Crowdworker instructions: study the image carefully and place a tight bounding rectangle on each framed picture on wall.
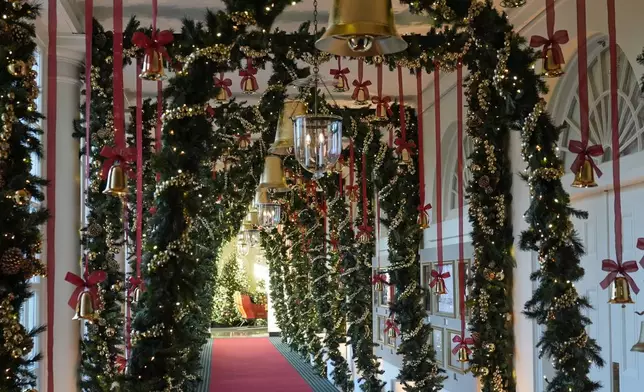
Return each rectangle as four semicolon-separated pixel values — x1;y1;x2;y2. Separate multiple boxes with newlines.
446;329;470;374
433;261;456;318
430;328;444;365
421;263;432;313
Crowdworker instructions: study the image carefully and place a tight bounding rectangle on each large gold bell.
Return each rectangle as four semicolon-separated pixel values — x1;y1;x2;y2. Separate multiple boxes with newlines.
543;47;564;78
609;276;634;306
315;0;408;57
571;159;597;188
215;87;228;102
139;49;167;81
246;210;260;227
631;321;644;352
434;278;447;296
269;100;308;156
72;291;95;323
457;346;470;363
258;156;290;193
354;88;369;105
254;187;270;207
103;161;128;197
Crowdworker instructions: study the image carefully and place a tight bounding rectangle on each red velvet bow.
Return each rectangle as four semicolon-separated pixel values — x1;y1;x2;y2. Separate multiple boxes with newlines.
65;270;107;310
394;138;417;156
129;276;146;293
530;30;569;65
452;335;474;355
330;67;350;91
384;319;400;335
371;273;389;286
239;59;259;92
132;30;174;61
372;95;393;117
599;259;639;294
100;145;136;179
352;79;372;101
116;355;127;374
418;203;432;215
429;269;451;288
638;238;644;268
568;140;604;177
214;74;232;97
356;224;373;242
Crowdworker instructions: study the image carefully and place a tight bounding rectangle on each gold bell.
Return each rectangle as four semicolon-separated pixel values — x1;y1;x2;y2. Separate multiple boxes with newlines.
375;281;384;292
132;286;142;303
246;210;260;227
215;87;229;102
457;346;470;363
571;159;597;188
354;88;369;105
269;100;308;155
315;0;408;57
418;212;430;230
387;326;397;339
334;77;347;92
139;49;167;81
434;278;447;296
631;321;644;352
542;47;564;78
242;78;256;94
258;156;290;194
103;161;128;197
72;291;95;322
609;276;634;306
254;187;270;207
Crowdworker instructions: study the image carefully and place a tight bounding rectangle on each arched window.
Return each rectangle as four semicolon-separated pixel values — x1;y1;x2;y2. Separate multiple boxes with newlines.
556;40;644;166
440;122;473;219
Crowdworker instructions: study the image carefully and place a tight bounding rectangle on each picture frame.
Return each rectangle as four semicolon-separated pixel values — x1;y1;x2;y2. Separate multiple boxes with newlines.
446;329;470;374
430;327;444;365
433;261;456;318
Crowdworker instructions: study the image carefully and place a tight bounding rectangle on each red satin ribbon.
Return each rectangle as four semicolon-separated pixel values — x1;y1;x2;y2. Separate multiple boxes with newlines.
47;0;58;390
116;355;127;374
100;145;136;179
457;62;467;338
330;56;350;91
576;0;590;147
318;200;328;217
372;63;392;117
637;238;644;267
214;73;233;97
416;68;426;226
65;270;107;309
371;274;389;285
358;152;372;240
135;58;143;283
394;137;416;156
397;65;407;141
352;59;371;102
113;0;125;148
384;319;400;335
129;276;146;293
132;30;173;61
434;62;444;272
600;259;639;294
418;203;432;222
239;57;259;91
429;269;450;289
568;140;604;177
529;0;569;65
452;335;474;355
349;139;355;227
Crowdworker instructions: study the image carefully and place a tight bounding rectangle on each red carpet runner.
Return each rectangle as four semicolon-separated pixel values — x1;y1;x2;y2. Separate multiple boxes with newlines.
209;338;312;392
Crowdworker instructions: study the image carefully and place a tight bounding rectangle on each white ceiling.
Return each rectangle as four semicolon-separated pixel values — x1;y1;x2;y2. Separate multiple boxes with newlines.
73;0;432;106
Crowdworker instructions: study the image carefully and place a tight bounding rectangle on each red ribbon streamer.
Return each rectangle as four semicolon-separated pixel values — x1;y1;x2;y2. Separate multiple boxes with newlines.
330;56;350;91
113;0;125;148
452;335;474;355
132;30;173;61
529;0;569;65
434;62;444;272
568;140;604;177
397;65;407;141
65;270;107;310
135;58;143;282
358;152;372;239
372;63;392;117
214;73;233;97
457;62;467;337
47;0;58;390
576;0;590;147
416;68;426;224
599;259;639;294
637;238;644;268
100;145;136;179
352;59;371;102
239;57;259;92
349;139;355;228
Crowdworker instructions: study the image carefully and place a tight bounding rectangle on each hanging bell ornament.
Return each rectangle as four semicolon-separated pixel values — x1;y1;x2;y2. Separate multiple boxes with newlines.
139;49;167;81
571;159;597;188
241;77;257;94
7;60;27;77
417;211;430;230
103;161;128;197
334;75;347;92
353;87;369;105
72;291;96;323
132;286;142;303
631;320;644;352
398;148;412;166
609;276;634;306
258;156;290;194
434;278;447;295
457;346;470;363
542;47;564;78
215;87;228;102
387;325;397;339
375;281;384;292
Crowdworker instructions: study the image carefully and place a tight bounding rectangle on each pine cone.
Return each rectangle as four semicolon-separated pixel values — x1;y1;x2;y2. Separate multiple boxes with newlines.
87;222;103;237
478;175;491;189
1;248;24;275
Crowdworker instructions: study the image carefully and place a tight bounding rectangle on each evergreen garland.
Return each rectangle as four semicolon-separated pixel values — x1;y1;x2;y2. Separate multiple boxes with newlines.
0;2;47;391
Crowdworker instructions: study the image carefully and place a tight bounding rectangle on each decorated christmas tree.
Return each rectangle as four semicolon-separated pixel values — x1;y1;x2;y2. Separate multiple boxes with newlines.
212;251;248;326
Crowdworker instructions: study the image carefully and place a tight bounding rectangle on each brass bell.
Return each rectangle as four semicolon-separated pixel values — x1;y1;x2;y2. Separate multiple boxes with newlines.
387;326;397;339
241;78;257;94
631;321;644;353
254;187;270;207
398;148;412;166
375;281;384;292
246;210;260;227
269;100;308;156
132;286;142;303
334;76;347;92
258;156;290;193
103;161;128;197
434;278;447;296
418;211;429;230
457;346;470;363
72;291;95;323
354;88;369;105
571;159;597;188
542;47;564;78
215;87;229;102
609;276;634;306
315;0;408;57
139;49;167;81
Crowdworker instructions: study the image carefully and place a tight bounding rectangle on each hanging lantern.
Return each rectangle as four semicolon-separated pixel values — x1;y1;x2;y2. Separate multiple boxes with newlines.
242;211;260;247
293;115;343;179
103;161;128;197
457;346;470;363
315;0;408;57
258;156;290;193
571;159;597;188
542;47;564;78
72;291;96;323
259;203;281;229
631;321;644;352
609;276;634;305
269;100;308;155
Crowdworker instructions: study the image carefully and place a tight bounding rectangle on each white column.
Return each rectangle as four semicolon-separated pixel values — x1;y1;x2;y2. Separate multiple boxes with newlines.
42;34;84;392
510;131;536;392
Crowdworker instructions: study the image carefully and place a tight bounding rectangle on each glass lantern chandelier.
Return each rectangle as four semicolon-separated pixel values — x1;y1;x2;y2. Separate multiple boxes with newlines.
255;188;282;229
237;232;250;256
242;210;260;247
290;0;343;179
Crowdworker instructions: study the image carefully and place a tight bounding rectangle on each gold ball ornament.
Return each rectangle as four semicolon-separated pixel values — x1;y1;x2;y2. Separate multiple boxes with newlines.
13;189;31;205
11;0;23;11
480;367;489;376
1;247;24;275
7;60;27;77
496;270;505;281
11;348;23;358
484;342;496;353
